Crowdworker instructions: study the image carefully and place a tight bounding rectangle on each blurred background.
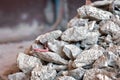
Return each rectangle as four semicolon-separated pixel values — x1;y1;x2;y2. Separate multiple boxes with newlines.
0;0;98;79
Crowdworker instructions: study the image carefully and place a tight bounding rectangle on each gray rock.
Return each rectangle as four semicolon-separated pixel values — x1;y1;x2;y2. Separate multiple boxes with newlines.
8;72;29;80
83;68;114;80
36;30;62;44
63;44;81;59
67;17;88;28
47;39;68;58
56;76;76;80
17;52;42;73
61;27;88;42
81;31;100;49
36;52;68;65
69;68;85;80
77;5;113;20
100;21;120;34
31;66;56;80
47;63;67;71
73;48;103;68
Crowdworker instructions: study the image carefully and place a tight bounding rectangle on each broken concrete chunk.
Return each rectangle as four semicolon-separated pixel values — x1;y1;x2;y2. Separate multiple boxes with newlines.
83;68;114;80
77;5;113;20
100;21;120;34
47;63;67;71
17;52;42;73
56;76;76;80
67;17;88;28
8;72;29;80
90;1;112;7
47;39;68;58
36;30;62;44
69;68;85;80
61;27;88;42
73;49;103;68
36;52;68;65
57;71;69;77
31;66;56;80
63;44;81;59
93;55;108;68
81;31;100;49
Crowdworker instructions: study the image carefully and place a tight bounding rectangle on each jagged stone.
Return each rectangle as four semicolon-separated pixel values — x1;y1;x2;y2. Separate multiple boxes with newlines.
61;27;88;42
47;39;68;58
17;52;42;73
36;30;62;44
63;44;81;59
77;5;113;20
36;52;68;65
31;66;56;80
8;72;29;80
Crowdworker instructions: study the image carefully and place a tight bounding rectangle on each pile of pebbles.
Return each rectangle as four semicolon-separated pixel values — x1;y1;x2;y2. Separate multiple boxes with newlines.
8;0;120;80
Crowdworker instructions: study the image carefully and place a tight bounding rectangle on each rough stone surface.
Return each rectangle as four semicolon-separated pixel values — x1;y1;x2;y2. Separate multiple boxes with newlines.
17;52;42;73
31;66;56;80
69;68;85;80
36;52;68;65
83;68;114;80
47;39;68;58
77;5;113;20
36;30;62;44
61;27;88;42
63;44;81;59
73;49;103;68
56;76;76;80
67;17;88;28
8;72;29;80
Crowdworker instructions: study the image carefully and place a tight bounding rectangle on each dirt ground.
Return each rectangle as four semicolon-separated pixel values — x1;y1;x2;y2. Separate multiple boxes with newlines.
0;41;33;78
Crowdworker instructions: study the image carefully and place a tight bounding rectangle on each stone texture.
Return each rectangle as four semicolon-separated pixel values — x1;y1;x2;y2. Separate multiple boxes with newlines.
17;52;42;73
8;72;29;80
83;68;114;80
77;5;113;20
47;39;68;58
36;52;68;65
67;17;88;28
69;68;85;80
73;48;103;68
63;44;81;59
31;66;56;80
36;30;62;44
100;21;120;35
56;76;76;80
61;27;88;42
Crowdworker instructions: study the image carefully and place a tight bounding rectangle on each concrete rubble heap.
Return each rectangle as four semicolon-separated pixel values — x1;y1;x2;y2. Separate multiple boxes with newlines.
8;0;120;80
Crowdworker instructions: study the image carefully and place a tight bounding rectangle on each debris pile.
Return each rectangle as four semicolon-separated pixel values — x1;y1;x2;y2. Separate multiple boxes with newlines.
8;0;120;80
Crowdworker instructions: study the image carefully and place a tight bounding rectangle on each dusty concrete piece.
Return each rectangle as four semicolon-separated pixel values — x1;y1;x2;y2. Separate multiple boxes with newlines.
8;72;29;80
77;5;113;20
31;66;56;80
67;17;88;28
17;52;42;73
81;31;100;47
90;1;112;7
83;68;114;80
57;71;69;77
93;55;108;68
56;76;76;80
63;44;81;59
36;30;62;44
106;45;120;56
69;68;85;80
87;21;98;31
31;43;43;49
61;27;88;42
47;39;68;57
36;52;68;65
100;21;120;34
48;63;67;71
73;49;103;68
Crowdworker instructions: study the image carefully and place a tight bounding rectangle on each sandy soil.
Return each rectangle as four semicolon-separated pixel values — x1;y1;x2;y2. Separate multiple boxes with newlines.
0;41;33;79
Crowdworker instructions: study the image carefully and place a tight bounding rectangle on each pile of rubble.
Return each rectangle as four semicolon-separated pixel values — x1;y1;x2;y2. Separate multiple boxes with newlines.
8;0;120;80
